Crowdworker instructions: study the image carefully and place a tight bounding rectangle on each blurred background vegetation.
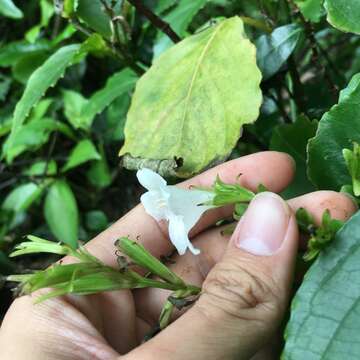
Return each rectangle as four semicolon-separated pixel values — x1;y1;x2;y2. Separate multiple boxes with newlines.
1;0;359;320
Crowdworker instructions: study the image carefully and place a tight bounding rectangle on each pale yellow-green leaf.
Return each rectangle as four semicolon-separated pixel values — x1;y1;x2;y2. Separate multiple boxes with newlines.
120;16;262;177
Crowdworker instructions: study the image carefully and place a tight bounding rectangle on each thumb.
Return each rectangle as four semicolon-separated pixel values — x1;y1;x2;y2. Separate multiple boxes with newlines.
125;192;298;360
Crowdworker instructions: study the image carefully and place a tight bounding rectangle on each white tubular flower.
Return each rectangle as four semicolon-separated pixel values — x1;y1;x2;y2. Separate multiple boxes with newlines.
137;168;214;255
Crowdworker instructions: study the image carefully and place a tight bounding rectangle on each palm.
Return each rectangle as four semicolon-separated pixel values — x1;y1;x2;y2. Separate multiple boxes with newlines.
1;153;355;359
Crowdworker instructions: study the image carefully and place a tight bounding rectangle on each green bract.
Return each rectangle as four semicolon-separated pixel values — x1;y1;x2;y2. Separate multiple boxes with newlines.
120;16;262;178
211;175;255;206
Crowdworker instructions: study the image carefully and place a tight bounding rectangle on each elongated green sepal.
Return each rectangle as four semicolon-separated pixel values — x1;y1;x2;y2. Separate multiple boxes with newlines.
212;175;255;206
10;235;71;257
116;237;185;286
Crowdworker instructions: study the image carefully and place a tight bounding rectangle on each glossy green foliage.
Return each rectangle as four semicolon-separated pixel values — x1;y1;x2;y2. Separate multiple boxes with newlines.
76;0;122;38
63;68;137;130
308;74;360;190
4;44;82;161
325;0;360;34
256;24;303;80
44;180;79;248
295;0;324;22
62;139;101;172
284;211;360;359
120;17;262;177
153;0;208;57
270;116;318;198
0;0;23;19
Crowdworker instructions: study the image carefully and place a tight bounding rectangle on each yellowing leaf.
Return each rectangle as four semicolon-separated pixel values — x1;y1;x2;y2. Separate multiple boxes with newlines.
120;17;262;178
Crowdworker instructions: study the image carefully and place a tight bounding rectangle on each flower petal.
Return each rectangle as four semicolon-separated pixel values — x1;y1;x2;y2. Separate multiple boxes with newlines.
140;192;168;221
137;168;167;191
168;214;200;255
167;186;214;232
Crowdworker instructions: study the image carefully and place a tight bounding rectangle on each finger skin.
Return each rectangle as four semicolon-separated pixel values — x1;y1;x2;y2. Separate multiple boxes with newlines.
0;152;294;360
288;190;357;225
124;195;299;360
134;190;357;327
85;151;295;267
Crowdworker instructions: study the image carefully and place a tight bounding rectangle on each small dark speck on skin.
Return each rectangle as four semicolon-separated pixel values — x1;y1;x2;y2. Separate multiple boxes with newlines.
180;265;194;278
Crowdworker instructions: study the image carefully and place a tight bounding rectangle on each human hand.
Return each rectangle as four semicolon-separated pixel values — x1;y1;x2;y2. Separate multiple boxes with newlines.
0;152;356;360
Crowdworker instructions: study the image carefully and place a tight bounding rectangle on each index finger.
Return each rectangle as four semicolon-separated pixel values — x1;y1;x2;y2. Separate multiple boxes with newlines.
85;151;295;266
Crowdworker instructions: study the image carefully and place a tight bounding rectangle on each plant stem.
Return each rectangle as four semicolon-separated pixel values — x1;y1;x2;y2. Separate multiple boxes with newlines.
126;0;181;43
286;56;307;113
287;0;338;96
269;92;292;124
70;17;144;75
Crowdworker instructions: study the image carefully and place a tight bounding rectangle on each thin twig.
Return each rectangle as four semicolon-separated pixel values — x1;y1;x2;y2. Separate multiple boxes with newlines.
268;92;292;124
70;17;144;75
287;0;338;96
126;0;181;43
42;130;58;177
286;56;307;113
51;14;62;39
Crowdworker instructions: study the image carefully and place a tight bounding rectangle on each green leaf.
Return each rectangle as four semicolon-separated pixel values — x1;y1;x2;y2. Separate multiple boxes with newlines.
294;0;325;22
153;0;208;57
4;44;83;162
44;180;79;248
156;0;177;13
283;210;360;359
63;89;89;129
2;183;43;213
63;69;137;130
303;210;344;262
3;118;58;161
62;139;101;172
270;116;318;198
120;17;262;178
23;160;57;176
85;210;108;232
0;0;23;19
79;33;110;58
116;237;185;286
10;235;70;258
324;0;360;34
104;94;131;142
29;98;54;122
25;0;54;43
12;52;49;84
307;73;360;190
63;0;78;18
86;153;112;188
255;24;303;80
76;0;121;38
0;40;51;67
81;68;138;127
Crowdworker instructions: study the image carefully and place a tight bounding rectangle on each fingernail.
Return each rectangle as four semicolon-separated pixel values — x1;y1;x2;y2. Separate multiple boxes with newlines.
234;192;290;256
